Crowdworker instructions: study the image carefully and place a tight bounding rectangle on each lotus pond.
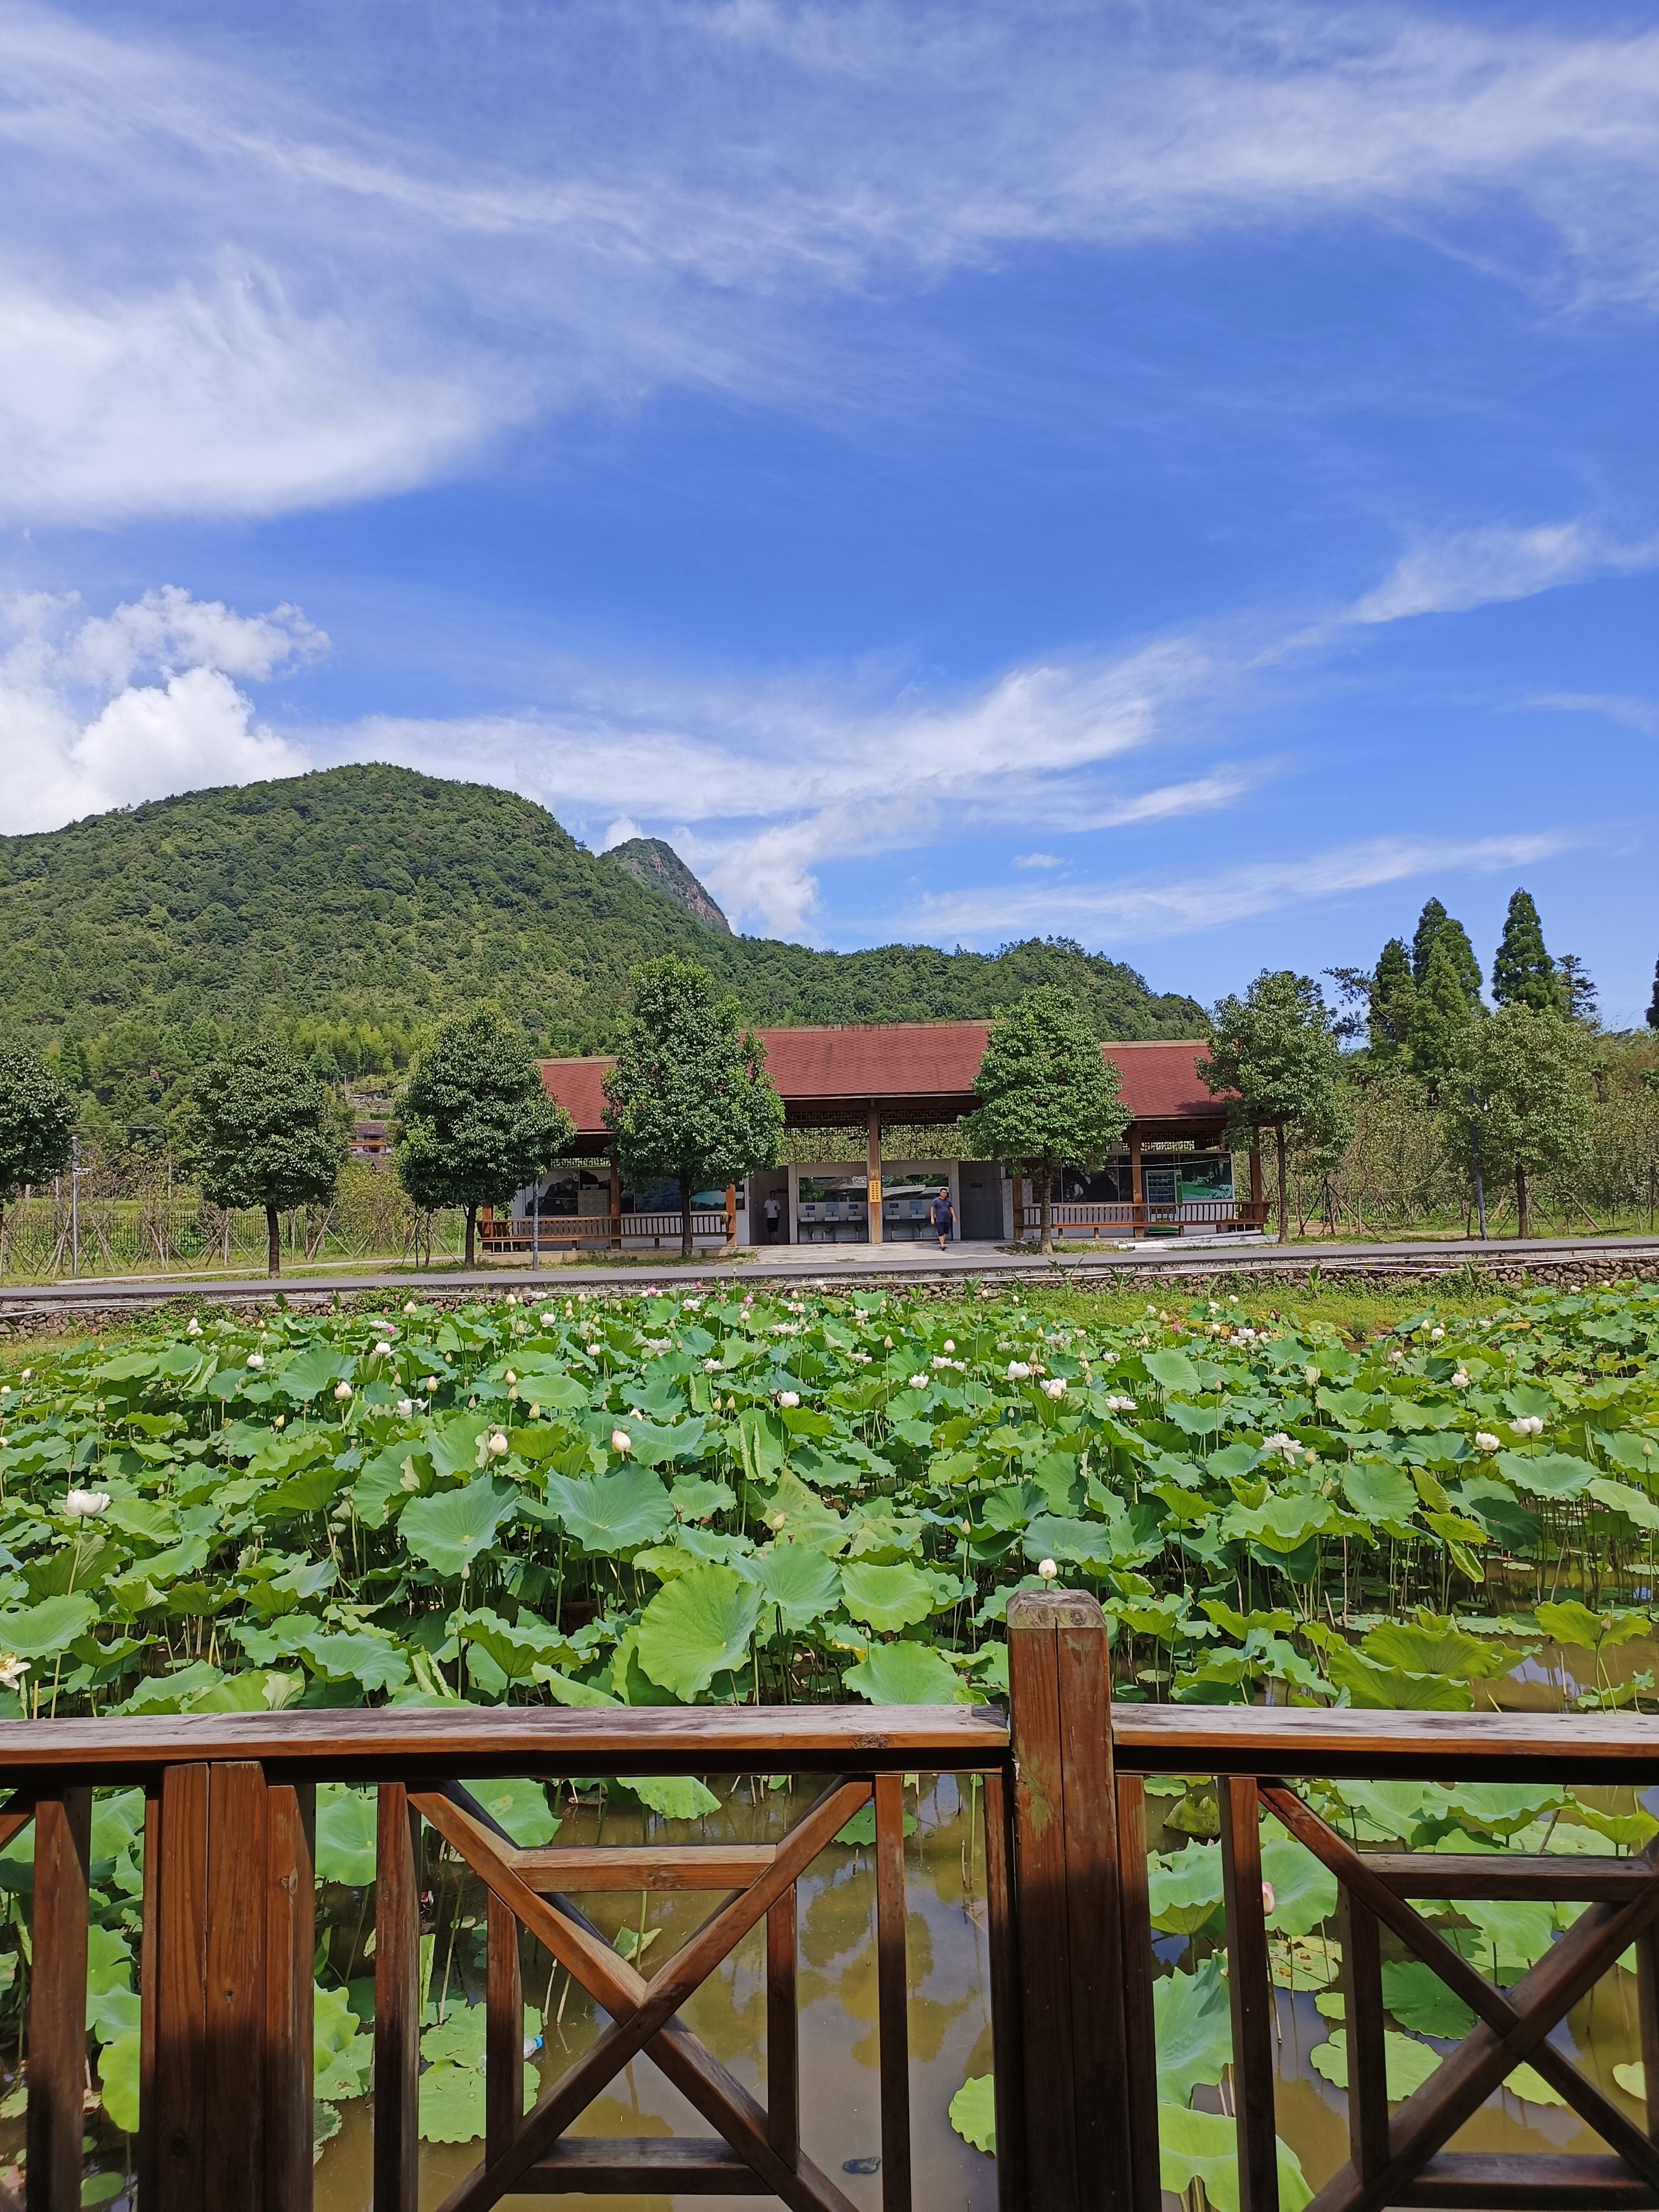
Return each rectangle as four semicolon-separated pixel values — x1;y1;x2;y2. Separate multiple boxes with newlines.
3;1277;1659;2206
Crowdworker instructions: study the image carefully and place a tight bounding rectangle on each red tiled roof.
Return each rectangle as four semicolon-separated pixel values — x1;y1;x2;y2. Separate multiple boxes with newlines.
540;1024;1226;1144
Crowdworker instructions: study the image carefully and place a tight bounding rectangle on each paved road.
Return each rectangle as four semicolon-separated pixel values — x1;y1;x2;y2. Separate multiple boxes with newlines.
3;1231;1657;1319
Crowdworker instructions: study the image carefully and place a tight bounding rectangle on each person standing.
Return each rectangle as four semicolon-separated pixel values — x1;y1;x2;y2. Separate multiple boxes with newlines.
764;1190;782;1243
931;1184;955;1250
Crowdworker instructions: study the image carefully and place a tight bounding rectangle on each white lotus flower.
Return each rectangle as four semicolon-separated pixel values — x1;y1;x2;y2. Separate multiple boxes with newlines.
246;1352;265;1370
943;1340;955;1353
1304;1365;1320;1386
272;1415;286;1429
396;1398;414;1419
611;1428;633;1455
404;1301;419;1314
64;1489;110;1519
1263;1433;1300;1462
1512;1415;1545;1438
1007;1361;1031;1381
1041;1379;1067;1400
333;1381;353;1401
908;1374;929;1391
488;1431;509;1455
539;1312;557;1326
504;1370;517;1386
1452;1368;1471;1388
0;1384;8;1396
424;1376;439;1393
1037;1559;1058;1581
506;1293;519;1305
1474;1432;1501;1453
1430;1326;1445;1341
777;1391;800;1408
0;1655;29;1690
186;1318;202;1337
1388;1348;1406;1364
1105;1394;1137;1413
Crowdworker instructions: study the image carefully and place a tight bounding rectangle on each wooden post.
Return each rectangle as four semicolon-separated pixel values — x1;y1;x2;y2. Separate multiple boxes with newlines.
150;1762;288;2211
867;1109;883;1245
266;1784;316;2212
724;1182;738;1253
28;1790;90;2212
1219;1776;1279;2212
874;1771;911;2212
375;1784;422;2212
1128;1128;1144;1239
1012;1170;1025;1246
609;1155;622;1251
1006;1590;1133;2212
981;1769;1024;2212
766;1887;799;2170
486;1891;523;2164
1115;1776;1164;2212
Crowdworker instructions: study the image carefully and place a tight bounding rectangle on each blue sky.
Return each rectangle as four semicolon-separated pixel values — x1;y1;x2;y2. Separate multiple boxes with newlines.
2;1;1657;1021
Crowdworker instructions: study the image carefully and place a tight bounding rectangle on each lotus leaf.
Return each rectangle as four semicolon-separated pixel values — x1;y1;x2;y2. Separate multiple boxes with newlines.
464;1777;559;1846
96;2027;141;2134
315;1785;379;1885
842;1642;968;1704
751;1545;842;1630
1260;1835;1338;1938
948;2073;996;2155
1359;1620;1514;1681
1153;1954;1233;2102
544;1468;674;1556
1311;2029;1440;2099
635;1564;761;1698
1143;1349;1202;1394
1324;1643;1474;1711
1587;1478;1659;1532
839;1561;935;1631
1342;1462;1419;1523
1536;1600;1650;1652
299;1633;410;1693
1498;1451;1596;1499
623;1776;721;1819
0;1593;97;1655
1148;1845;1223;1936
1156;2105;1311;2212
398;1478;517;1575
1381;1959;1475;2038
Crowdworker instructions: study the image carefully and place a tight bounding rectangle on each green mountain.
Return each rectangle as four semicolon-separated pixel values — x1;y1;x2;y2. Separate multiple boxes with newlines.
0;766;1207;1134
602;835;731;932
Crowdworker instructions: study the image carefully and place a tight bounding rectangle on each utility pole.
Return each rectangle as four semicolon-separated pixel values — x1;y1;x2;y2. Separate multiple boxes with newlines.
1467;1090;1488;1241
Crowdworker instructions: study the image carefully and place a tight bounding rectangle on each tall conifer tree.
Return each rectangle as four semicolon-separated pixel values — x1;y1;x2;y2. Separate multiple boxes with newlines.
1409;938;1481;1094
1411;899;1482;1004
1492;889;1557;1012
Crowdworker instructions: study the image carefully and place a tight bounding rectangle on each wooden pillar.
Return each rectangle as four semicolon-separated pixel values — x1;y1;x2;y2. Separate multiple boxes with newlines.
149;1763;309;2212
866;1108;882;1245
1219;1777;1279;2212
1128;1128;1144;1239
1006;1591;1133;2212
29;1790;91;2212
874;1772;911;2212
375;1784;422;2212
608;1154;622;1251
724;1182;738;1253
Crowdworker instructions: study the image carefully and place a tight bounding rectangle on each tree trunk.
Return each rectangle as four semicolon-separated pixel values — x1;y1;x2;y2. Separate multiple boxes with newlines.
1274;1124;1290;1244
464;1205;477;1269
1038;1166;1054;1256
680;1173;694;1262
1516;1161;1530;1241
265;1203;281;1279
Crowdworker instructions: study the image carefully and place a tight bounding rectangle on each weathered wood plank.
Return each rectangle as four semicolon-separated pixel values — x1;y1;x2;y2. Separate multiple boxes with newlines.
766;1886;799;2170
486;1891;523;2167
874;1772;912;2212
1392;2152;1659;2207
136;1790;161;2212
1219;1776;1279;2212
1110;1707;1659;1783
1338;1889;1387;2186
515;1844;777;1891
374;1784;422;2212
0;1702;1008;1784
1115;1776;1163;2212
26;1789;90;2212
265;1782;315;2212
980;1767;1024;2212
154;1762;210;2212
1635;1924;1659;2147
1366;1854;1658;1900
524;2137;771;2191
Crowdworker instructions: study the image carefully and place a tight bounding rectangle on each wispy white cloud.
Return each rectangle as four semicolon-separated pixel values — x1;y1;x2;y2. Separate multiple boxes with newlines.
1530;690;1659;737
1014;852;1062;869
914;830;1578;942
0;589;317;832
1339;523;1659;626
9;3;1659;517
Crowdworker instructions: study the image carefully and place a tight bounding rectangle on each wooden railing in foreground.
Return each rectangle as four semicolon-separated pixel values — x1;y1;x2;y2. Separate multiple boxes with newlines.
0;1704;1013;2212
7;1600;1659;2209
1012;1594;1659;2212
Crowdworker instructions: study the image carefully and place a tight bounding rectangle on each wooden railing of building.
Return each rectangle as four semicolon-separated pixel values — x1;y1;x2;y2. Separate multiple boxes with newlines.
5;1596;1659;2208
1010;1191;1271;1240
479;1207;736;1254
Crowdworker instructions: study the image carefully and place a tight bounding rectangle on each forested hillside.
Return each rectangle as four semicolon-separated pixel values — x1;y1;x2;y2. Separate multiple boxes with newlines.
0;766;1206;1123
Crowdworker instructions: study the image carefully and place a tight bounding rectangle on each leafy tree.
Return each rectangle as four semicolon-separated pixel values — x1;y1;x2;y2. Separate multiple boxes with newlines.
1445;1006;1590;1240
1363;937;1415;1055
1648;959;1659;1033
965;986;1130;1253
1411;900;1482;1003
190;1040;349;1278
1199;972;1351;1244
1491;888;1556;1012
0;1051;76;1256
603;956;785;1259
1408;938;1482;1095
395;1011;573;1269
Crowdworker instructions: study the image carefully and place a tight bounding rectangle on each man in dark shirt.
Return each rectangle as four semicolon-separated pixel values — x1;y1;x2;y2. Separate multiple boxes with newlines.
931;1186;954;1250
